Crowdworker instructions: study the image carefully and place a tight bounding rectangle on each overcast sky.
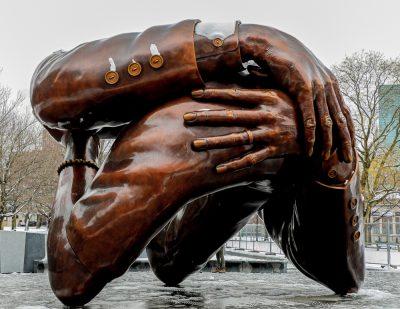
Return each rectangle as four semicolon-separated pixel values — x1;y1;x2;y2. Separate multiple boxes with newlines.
1;0;400;98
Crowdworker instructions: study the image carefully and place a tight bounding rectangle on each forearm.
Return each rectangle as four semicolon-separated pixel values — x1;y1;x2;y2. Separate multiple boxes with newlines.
32;21;278;132
147;184;269;285
47;134;102;305
194;21;243;80
264;150;364;294
31;20;205;129
31;21;283;132
64;99;280;277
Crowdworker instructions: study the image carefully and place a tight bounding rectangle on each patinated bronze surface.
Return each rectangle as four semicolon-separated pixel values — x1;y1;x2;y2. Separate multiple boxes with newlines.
30;20;364;306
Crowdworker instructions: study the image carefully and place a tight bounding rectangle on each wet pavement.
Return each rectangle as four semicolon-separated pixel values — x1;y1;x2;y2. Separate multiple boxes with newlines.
1;269;400;308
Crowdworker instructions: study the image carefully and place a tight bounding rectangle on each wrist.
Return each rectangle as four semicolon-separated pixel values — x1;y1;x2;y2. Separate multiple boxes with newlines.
63;132;99;162
194;21;243;80
238;24;270;62
313;149;356;186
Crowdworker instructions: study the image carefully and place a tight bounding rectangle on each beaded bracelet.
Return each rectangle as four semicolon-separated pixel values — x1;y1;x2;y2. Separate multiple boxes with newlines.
57;159;99;175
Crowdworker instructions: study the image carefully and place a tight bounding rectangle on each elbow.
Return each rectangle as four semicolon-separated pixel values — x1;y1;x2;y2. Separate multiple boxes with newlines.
49;265;108;306
30;50;70;127
150;262;194;286
147;247;198;286
331;255;365;295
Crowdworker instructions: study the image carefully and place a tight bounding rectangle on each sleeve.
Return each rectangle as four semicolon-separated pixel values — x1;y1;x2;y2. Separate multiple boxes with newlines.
30;20;205;129
263;150;365;294
146;183;270;285
194;21;244;80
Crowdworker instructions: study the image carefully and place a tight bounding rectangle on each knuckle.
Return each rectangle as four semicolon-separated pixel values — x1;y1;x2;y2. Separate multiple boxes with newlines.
314;82;324;93
344;140;352;147
301;83;313;93
324;80;334;89
322;114;333;128
330;74;339;84
307;136;315;143
284;128;297;139
288;62;296;72
336;112;347;126
198;110;209;121
305;118;316;129
226;109;235;120
342;105;351;115
265;46;274;57
325;139;333;148
246;154;258;166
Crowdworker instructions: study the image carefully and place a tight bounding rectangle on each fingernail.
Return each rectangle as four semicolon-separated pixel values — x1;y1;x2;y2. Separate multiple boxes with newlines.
216;164;227;174
308;147;313;157
323;150;331;160
193;139;207;149
191;89;204;98
184;112;196;121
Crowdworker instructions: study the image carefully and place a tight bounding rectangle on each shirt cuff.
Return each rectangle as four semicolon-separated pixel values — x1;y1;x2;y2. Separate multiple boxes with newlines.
313;149;357;187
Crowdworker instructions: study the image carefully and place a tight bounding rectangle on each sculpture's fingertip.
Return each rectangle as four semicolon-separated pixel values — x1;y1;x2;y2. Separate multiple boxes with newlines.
344;150;353;163
323;150;331;161
306;144;314;157
183;113;196;122
216;164;227;174
191;89;204;98
193;139;207;149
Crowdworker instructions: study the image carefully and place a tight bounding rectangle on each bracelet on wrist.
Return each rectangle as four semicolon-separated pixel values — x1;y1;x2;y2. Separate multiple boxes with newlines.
57;159;99;175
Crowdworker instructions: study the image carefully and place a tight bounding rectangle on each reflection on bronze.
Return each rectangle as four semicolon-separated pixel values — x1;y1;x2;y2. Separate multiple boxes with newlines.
30;20;364;306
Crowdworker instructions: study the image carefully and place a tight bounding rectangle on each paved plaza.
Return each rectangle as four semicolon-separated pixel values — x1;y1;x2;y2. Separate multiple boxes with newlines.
1;269;400;308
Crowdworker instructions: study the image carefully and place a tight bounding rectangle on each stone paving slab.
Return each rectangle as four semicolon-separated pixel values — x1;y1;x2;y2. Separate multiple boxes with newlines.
1;269;400;308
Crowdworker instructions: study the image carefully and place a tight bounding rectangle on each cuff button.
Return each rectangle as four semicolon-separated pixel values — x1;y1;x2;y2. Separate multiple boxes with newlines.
351;215;359;227
349;198;358;210
212;37;224;47
105;71;119;85
352;231;361;242
328;168;337;179
149;55;164;69
128;62;142;77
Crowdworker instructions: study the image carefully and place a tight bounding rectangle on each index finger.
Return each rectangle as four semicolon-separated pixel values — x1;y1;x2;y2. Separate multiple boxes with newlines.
332;82;356;146
191;88;277;105
297;88;316;157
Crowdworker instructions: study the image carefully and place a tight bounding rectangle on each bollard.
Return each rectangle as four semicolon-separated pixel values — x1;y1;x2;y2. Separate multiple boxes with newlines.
387;219;391;269
238;230;244;250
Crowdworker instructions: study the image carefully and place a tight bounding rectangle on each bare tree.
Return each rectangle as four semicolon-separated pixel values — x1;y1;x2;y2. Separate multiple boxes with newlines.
332;51;400;237
31;131;63;228
0;76;63;229
0;82;36;228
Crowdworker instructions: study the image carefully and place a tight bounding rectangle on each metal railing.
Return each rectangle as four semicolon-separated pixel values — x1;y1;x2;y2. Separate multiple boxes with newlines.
226;221;400;268
364;221;400;269
225;224;283;255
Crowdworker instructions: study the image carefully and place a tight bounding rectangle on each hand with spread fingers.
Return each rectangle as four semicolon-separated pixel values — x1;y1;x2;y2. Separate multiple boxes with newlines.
235;25;354;162
184;88;301;174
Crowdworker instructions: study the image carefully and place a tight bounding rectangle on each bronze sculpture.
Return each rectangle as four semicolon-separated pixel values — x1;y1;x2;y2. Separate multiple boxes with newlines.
30;20;364;306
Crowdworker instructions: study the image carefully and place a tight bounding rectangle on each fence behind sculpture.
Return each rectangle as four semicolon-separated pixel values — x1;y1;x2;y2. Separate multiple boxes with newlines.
226;221;400;269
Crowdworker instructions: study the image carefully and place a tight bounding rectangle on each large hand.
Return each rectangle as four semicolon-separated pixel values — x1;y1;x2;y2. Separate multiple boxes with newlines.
184;89;300;173
231;24;355;162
